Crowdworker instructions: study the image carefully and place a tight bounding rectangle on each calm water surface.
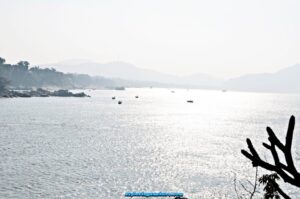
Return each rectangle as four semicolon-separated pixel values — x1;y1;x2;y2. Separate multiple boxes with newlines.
0;88;300;198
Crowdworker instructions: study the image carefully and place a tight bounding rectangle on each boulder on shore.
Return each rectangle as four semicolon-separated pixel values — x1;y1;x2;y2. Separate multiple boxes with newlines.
52;89;90;97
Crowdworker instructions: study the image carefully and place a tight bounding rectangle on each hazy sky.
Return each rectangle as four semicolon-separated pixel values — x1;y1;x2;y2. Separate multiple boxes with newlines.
1;0;300;78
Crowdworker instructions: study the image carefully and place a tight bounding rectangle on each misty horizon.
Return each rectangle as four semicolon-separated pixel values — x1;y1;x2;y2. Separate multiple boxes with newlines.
2;55;300;93
1;0;300;78
16;57;300;79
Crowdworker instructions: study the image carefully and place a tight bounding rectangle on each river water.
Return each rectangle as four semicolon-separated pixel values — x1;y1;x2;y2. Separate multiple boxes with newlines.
0;88;300;198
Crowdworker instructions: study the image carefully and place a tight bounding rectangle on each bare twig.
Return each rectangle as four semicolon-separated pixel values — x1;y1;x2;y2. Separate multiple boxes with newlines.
234;173;242;199
239;167;259;199
233;167;259;199
250;167;258;199
240;183;252;195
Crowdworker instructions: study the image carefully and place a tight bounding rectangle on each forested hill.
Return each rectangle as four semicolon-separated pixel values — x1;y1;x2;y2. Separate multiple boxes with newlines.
0;57;121;89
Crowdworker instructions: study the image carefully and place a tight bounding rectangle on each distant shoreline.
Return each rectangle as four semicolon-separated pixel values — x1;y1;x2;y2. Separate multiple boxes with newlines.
0;88;90;98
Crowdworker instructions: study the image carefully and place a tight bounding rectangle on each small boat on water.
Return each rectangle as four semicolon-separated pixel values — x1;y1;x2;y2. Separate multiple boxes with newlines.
187;100;193;103
112;96;116;100
135;96;139;98
118;100;122;104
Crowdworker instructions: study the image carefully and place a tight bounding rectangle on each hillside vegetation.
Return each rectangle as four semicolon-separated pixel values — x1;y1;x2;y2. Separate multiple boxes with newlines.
0;57;117;89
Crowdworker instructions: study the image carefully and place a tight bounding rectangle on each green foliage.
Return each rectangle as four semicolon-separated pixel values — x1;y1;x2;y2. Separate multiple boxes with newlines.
0;56;116;89
259;173;281;199
17;61;30;71
0;76;9;92
0;57;5;64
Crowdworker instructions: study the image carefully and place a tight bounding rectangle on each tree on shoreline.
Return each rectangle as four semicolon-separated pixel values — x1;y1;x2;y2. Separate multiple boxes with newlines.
0;57;5;64
0;56;118;89
0;76;9;93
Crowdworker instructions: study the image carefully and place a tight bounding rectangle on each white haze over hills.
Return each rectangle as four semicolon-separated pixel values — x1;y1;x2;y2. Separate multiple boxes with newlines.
44;60;222;89
44;60;300;93
226;64;300;93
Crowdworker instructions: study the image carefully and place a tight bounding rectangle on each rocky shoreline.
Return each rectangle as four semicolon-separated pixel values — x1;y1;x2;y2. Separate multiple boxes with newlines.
0;88;90;98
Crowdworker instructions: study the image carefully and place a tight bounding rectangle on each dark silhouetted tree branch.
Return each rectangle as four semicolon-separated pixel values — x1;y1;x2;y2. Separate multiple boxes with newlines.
241;116;300;198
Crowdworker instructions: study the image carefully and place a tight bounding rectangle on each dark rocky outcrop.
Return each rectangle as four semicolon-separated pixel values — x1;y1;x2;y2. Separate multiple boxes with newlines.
0;88;90;98
52;89;88;97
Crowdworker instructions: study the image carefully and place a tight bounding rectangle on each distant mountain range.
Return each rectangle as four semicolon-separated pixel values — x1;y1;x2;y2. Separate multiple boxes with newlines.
44;60;300;93
226;64;300;93
44;60;222;89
